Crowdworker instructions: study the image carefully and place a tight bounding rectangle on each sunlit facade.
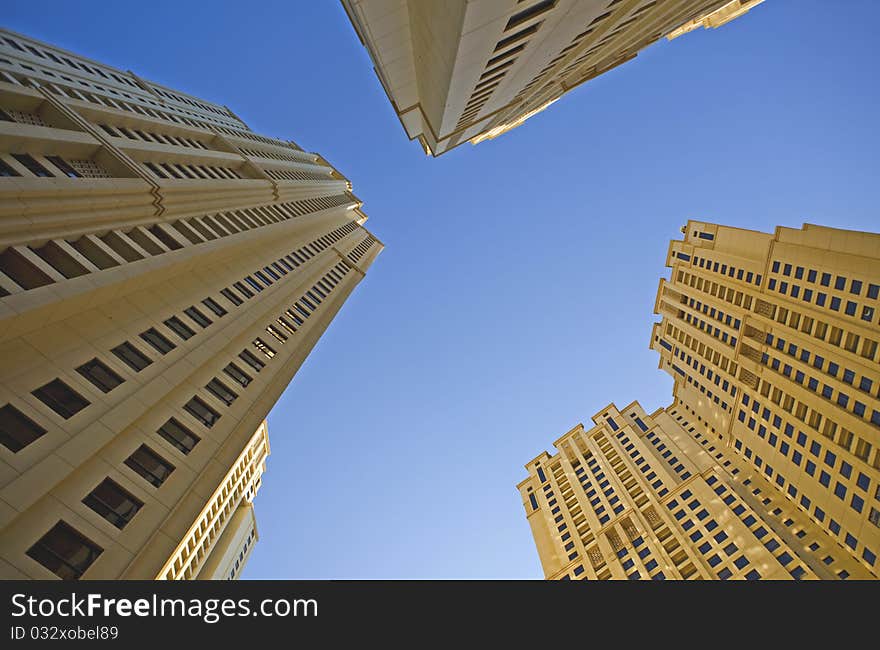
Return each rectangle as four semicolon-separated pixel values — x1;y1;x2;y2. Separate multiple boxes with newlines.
520;222;879;579
342;0;765;155
0;29;382;579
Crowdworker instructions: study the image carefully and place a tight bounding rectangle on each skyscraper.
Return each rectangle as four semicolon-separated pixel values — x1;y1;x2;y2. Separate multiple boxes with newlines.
160;421;269;581
519;222;879;579
0;29;382;579
341;0;765;156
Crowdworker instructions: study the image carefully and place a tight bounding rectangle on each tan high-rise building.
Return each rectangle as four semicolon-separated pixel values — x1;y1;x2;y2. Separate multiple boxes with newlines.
162;421;268;581
519;222;879;579
341;0;764;156
0;29;382;580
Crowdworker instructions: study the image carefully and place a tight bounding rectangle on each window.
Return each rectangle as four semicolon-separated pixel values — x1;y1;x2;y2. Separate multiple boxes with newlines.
125;445;175;487
183;396;221;427
12;153;54;177
244;276;263;293
202;297;227;317
221;287;243;306
26;521;103;580
223;362;252;388
32;379;90;419
45;155;81;178
851;494;864;513
140;328;176;354
233;281;254;298
205;378;238;406
76;358;124;393
157;417;200;454
184;306;212;328
82;478;143;529
239;349;264;372
164;315;195;340
253;337;276;358
111;341;152;371
0;403;47;452
0;158;21;176
505;0;557;31
494;21;542;52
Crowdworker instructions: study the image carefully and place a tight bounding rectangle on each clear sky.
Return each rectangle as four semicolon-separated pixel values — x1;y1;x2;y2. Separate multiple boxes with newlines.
5;0;879;579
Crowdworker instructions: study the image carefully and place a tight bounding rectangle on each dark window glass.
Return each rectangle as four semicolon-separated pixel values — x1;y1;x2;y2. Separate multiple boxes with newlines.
202;297;227;317
506;0;556;30
45;155;81;178
125;444;175;487
183;396;221;428
238;349;264;372
139;328;175;354
184;306;212;328
32;379;90;419
494;22;541;52
26;521;103;580
244;276;263;292
76;358;124;393
111;341;152;371
163;315;195;340
255;270;273;285
223;362;252;388
0;158;21;176
12;153;53;177
294;304;310;319
147;225;182;250
205;378;237;406
221;287;243;306
233;281;254;298
301;296;317;310
82;478;143;529
0;403;47;452
157;417;200;454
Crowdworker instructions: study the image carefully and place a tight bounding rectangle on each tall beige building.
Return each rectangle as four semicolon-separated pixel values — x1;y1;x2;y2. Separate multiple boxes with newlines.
341;0;764;156
520;222;879;579
0;29;382;579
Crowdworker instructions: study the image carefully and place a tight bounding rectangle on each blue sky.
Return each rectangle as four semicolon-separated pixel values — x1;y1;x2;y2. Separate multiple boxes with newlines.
6;1;879;579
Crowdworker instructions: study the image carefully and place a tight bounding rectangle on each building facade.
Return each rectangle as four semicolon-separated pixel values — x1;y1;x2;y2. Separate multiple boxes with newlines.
0;29;382;579
342;0;764;156
520;222;880;579
162;423;268;581
196;502;260;580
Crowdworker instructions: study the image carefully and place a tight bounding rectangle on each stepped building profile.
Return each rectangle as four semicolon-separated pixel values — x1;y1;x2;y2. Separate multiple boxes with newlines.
342;0;765;155
0;29;382;579
519;222;880;579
